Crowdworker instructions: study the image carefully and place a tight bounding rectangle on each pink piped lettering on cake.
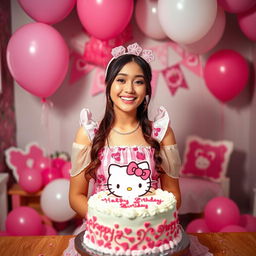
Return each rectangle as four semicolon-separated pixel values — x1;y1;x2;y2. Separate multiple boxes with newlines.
97;240;104;246
145;236;151;242
156;240;163;247
163;239;169;245
148;241;155;249
144;222;151;228
104;242;112;249
142;245;147;250
91;236;95;244
130;244;138;250
124;228;132;235
128;237;135;243
120;242;129;251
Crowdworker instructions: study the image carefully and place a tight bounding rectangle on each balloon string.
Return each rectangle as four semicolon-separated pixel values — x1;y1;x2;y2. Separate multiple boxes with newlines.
220;102;225;139
41;98;54;161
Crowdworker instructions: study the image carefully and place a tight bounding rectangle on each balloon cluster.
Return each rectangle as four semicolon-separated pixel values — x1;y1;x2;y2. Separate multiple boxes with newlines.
18;155;71;193
186;196;256;233
3;177;76;236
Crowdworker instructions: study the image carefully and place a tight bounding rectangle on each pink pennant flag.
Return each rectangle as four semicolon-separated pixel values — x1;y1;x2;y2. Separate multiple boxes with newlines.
151;70;160;97
180;53;203;77
162;64;188;96
150;44;169;68
69;52;95;84
91;68;106;96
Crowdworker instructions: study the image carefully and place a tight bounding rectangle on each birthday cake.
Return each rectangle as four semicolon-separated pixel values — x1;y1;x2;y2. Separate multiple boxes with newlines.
83;189;182;255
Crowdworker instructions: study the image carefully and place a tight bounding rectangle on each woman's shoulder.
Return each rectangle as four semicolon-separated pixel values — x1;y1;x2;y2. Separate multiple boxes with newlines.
78;108;99;142
151;106;170;143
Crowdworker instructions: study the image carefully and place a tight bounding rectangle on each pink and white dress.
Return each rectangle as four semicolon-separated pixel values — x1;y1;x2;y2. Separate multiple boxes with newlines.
63;106;181;256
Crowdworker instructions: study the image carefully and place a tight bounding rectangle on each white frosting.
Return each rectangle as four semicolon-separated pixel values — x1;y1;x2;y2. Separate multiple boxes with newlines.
87;189;177;219
83;189;182;255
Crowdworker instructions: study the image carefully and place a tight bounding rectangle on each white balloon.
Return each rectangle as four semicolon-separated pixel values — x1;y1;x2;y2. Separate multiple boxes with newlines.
40;179;76;222
158;0;218;44
182;6;226;54
135;0;167;40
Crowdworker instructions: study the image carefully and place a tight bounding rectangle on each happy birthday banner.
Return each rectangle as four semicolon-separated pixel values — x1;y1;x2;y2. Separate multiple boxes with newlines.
69;41;203;97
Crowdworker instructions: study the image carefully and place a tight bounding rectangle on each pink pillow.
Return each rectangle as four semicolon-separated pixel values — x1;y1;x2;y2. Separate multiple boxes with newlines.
180;136;233;182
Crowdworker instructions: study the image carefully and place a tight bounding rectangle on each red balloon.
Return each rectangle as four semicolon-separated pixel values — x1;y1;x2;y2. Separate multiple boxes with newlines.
186;218;210;233
204;49;249;102
77;0;134;40
204;197;240;232
6;207;43;236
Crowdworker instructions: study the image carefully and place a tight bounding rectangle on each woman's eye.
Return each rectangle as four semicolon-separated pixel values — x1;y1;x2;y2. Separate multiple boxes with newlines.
135;80;145;85
117;184;120;189
116;78;125;83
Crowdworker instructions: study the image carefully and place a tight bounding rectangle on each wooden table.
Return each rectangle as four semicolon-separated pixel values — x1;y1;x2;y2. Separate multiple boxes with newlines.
0;232;255;256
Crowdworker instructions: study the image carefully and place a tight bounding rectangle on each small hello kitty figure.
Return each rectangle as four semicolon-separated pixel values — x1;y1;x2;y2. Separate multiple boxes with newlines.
107;161;152;198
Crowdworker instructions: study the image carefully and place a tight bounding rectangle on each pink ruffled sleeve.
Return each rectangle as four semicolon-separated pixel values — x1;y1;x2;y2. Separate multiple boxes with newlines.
80;108;99;142
152;106;170;143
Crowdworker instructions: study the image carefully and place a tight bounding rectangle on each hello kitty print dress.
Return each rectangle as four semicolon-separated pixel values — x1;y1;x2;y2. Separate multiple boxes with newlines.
70;106;181;197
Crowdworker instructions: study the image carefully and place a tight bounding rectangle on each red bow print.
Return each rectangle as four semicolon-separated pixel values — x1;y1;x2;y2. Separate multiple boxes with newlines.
127;162;150;180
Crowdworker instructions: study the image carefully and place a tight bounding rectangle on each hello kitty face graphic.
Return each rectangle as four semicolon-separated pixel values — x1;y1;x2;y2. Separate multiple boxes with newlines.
107;161;152;198
195;149;215;170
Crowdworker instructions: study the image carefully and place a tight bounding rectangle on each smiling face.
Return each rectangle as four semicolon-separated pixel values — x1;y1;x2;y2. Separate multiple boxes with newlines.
110;61;147;115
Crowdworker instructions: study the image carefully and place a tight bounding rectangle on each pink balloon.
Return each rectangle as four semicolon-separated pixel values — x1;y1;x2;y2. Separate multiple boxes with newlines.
42;224;57;235
41;167;62;186
186;218;210;233
239;214;256;232
219;225;247;232
135;0;167;40
61;161;71;179
34;156;52;172
6;207;43;236
18;0;76;24
52;158;66;171
237;6;256;41
77;0;134;40
204;197;240;232
19;168;43;193
7;23;69;98
183;6;226;54
218;0;256;13
204;49;249;102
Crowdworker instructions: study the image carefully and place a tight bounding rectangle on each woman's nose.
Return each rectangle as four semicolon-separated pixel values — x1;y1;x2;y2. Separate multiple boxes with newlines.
124;81;135;93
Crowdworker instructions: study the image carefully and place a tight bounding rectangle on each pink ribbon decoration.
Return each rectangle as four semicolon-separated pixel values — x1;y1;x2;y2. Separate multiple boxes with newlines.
127;162;150;180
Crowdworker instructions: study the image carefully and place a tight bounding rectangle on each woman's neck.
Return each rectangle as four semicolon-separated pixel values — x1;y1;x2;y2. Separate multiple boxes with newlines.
113;108;138;130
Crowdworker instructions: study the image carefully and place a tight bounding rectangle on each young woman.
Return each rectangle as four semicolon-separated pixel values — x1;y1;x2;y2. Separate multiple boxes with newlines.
64;43;182;255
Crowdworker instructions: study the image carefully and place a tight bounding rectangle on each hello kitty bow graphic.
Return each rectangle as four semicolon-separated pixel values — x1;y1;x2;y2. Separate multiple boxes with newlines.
107;161;152;198
127;162;150;180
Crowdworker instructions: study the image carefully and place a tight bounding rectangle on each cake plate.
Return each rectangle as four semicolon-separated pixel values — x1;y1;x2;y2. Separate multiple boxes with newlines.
74;229;190;256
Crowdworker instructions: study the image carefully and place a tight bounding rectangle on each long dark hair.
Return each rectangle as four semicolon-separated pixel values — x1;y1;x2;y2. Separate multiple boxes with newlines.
86;54;162;179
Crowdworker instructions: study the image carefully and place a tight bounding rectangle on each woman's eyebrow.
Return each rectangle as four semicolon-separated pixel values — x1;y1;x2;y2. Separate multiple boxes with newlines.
117;73;145;78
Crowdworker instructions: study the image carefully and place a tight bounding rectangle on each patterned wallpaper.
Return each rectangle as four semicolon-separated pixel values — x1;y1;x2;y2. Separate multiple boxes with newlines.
0;0;16;181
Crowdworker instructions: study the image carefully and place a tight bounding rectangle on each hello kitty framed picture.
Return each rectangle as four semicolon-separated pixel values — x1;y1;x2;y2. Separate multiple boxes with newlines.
180;136;234;183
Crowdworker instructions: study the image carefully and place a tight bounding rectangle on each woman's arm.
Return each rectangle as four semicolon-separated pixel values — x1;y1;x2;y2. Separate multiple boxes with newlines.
69;127;91;218
159;126;181;209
